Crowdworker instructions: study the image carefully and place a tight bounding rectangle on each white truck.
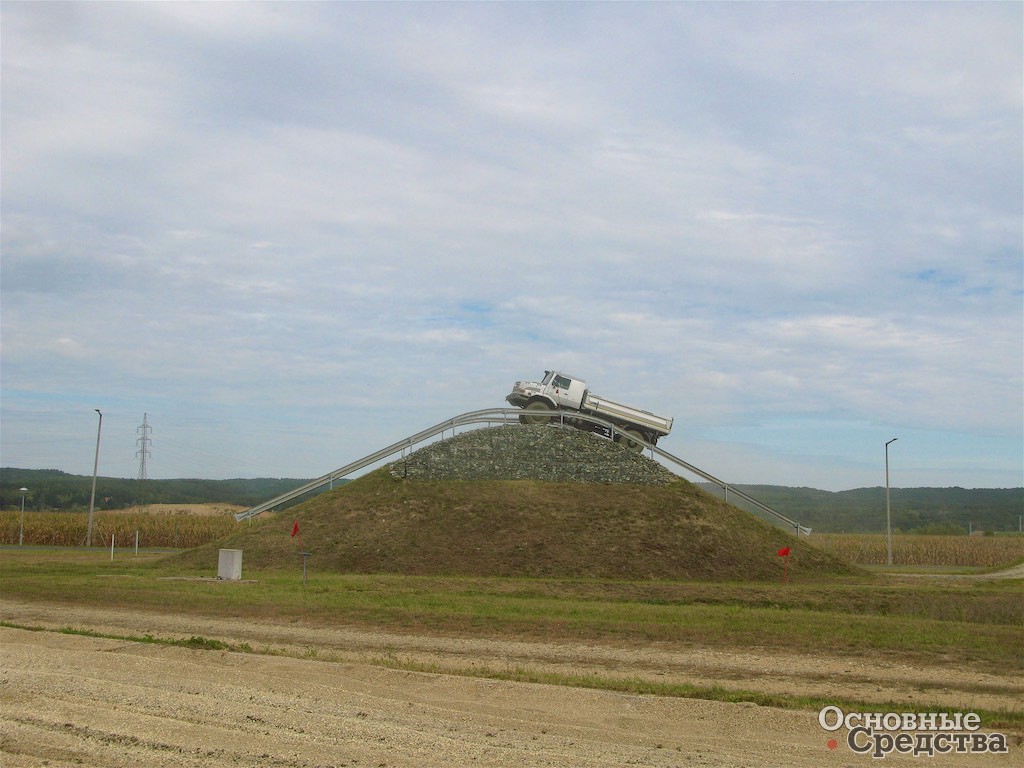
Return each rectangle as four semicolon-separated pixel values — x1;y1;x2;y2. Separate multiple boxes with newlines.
506;371;673;449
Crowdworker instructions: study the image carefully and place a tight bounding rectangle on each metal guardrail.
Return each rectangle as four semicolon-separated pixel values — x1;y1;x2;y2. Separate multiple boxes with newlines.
234;409;519;521
235;407;804;535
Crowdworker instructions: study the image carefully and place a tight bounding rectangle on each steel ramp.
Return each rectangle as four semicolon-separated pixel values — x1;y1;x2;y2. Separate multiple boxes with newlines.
235;408;804;535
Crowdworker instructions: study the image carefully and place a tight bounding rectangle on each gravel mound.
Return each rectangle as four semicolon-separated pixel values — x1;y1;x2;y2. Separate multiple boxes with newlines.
389;424;677;485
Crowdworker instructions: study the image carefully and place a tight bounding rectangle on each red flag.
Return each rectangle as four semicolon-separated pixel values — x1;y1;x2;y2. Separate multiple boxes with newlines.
291;520;300;538
778;545;792;584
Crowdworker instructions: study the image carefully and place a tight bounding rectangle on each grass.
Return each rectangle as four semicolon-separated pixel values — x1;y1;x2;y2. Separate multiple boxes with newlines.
1;549;1020;672
169;470;859;582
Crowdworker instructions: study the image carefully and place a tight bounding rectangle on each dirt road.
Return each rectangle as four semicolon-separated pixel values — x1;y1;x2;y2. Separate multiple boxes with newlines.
1;599;1020;767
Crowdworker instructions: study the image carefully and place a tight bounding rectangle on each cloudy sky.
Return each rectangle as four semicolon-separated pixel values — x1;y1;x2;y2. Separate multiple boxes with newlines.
2;2;1021;492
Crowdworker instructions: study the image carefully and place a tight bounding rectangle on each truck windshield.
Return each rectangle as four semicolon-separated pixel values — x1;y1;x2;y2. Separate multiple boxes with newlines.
541;371;553;385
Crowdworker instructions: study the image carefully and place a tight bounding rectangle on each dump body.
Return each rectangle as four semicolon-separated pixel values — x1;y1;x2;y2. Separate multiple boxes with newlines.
506;371;673;446
581;391;674;437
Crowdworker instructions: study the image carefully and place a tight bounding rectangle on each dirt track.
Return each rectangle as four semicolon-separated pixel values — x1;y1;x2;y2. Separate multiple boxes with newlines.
1;599;1021;767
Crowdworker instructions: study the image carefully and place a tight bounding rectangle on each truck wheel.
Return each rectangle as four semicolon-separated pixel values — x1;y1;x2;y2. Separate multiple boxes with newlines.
522;401;554;425
622;429;646;451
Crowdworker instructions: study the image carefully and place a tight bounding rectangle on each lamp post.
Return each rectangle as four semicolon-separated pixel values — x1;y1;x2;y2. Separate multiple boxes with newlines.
18;488;28;546
885;437;898;567
86;409;103;548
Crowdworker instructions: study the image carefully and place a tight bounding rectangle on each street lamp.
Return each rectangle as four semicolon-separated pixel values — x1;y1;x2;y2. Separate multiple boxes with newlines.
885;437;898;567
18;488;28;546
86;409;103;548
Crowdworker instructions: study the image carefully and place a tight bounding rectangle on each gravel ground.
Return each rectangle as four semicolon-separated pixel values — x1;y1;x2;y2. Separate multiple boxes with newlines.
388;425;678;484
1;599;1020;767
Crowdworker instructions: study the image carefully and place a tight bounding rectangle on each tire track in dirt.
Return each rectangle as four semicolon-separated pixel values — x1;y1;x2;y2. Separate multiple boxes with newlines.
2;599;1021;767
2;599;1021;714
5;625;1020;768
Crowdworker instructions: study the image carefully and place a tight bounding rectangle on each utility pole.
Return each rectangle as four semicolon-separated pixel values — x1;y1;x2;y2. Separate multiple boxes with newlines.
86;409;103;547
885;437;898;567
18;488;28;546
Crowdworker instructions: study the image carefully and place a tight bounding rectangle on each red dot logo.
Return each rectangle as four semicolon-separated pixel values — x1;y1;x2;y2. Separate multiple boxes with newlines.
827;738;839;750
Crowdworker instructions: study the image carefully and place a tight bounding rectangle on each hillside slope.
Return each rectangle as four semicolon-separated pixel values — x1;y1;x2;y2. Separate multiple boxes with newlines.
183;426;853;580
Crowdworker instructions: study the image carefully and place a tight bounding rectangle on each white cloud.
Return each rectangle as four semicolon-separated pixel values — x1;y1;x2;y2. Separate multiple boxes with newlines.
1;2;1020;489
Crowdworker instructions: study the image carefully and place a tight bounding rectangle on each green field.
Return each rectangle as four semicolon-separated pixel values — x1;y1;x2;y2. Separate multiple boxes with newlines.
2;547;1020;668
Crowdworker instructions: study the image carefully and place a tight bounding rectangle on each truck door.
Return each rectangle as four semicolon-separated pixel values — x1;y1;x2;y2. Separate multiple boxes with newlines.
549;373;583;409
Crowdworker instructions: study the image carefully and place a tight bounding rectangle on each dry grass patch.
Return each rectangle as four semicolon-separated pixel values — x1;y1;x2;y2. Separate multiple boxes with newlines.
813;533;1024;568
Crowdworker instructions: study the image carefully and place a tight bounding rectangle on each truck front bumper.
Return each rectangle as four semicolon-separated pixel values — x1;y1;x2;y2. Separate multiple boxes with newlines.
506;382;542;409
506;392;530;408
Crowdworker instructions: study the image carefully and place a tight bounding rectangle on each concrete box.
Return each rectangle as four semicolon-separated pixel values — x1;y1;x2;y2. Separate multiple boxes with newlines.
217;549;243;580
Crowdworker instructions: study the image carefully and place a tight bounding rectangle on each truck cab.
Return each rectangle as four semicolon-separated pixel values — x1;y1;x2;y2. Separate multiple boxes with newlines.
543;371;587;410
507;370;587;411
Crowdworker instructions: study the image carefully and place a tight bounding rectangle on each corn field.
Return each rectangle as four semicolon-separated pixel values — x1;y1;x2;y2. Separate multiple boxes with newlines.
813;533;1024;567
0;511;239;549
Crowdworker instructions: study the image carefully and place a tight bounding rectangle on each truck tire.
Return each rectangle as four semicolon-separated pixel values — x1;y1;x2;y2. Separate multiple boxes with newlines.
621;429;646;452
521;401;555;425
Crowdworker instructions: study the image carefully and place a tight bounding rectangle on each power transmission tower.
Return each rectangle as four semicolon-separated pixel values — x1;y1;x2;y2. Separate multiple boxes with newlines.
136;413;152;481
137;415;152;512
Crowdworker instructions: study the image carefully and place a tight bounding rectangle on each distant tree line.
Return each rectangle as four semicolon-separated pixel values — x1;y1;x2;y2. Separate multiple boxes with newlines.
0;468;323;511
703;484;1024;534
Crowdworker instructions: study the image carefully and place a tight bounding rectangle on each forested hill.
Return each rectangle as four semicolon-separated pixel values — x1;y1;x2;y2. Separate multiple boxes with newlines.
701;484;1023;534
0;468;319;510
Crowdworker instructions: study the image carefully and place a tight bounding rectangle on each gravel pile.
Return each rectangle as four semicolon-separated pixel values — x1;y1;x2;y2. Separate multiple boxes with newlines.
389;424;678;485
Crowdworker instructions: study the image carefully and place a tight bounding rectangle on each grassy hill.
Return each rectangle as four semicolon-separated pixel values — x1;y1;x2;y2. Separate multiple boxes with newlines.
177;426;855;581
